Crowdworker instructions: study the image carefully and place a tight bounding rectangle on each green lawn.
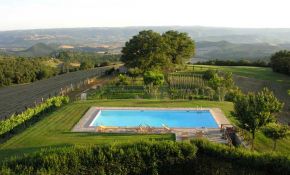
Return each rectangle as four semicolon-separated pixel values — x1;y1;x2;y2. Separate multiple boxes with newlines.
190;65;290;84
0;99;233;161
0;99;289;161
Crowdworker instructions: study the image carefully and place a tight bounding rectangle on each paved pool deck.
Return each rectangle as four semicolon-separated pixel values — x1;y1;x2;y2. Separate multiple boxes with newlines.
72;107;231;133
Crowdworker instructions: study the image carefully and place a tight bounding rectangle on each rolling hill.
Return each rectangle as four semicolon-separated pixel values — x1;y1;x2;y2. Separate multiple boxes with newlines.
2;26;290;59
11;43;56;57
195;41;290;60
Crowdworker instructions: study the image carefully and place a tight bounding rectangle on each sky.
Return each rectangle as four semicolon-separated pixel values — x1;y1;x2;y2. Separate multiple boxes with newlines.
0;0;290;31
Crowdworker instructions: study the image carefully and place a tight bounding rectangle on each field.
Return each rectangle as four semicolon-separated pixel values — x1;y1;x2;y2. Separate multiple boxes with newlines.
0;99;233;161
0;67;110;120
190;65;290;122
191;65;290;83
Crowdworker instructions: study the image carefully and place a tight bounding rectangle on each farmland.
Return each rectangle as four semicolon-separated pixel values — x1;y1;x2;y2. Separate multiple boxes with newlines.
189;65;290;123
0;67;110;120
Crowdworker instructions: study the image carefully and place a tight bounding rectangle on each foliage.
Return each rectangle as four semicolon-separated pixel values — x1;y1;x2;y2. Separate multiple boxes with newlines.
162;30;195;64
196;59;269;67
263;123;289;151
0;96;69;137
1;139;290;174
191;139;290;174
121;30;195;72
79;61;94;70
55;50;120;65
128;67;142;78
143;71;164;86
121;30;170;72
143;71;165;98
0;141;197;175
116;74;130;86
0;58;56;86
202;69;217;80
270;50;290;75
233;88;283;149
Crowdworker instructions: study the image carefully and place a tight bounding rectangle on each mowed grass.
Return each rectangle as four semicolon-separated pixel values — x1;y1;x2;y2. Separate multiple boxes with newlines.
0;99;233;161
189;65;290;84
1;99;289;161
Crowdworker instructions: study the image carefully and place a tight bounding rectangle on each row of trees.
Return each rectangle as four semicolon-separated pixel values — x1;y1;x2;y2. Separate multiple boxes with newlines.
1;140;289;174
196;59;269;67
121;30;195;72
55;50;120;68
0;96;69;137
0;58;56;86
270;50;290;75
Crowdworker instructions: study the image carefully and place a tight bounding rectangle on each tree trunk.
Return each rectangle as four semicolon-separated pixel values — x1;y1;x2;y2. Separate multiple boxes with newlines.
251;131;255;150
273;140;277;151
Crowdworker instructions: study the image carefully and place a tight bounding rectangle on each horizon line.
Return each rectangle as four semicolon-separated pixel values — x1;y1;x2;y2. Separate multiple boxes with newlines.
2;25;290;32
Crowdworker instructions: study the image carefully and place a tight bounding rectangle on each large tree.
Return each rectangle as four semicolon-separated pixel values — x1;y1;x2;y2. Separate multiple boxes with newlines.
121;30;195;72
270;50;290;75
162;30;195;64
233;88;283;150
121;30;170;72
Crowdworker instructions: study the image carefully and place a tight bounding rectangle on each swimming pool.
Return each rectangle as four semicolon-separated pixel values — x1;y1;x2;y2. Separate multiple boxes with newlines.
90;109;219;128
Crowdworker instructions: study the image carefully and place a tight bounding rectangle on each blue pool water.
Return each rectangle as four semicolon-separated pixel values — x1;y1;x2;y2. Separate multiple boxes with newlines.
90;109;218;128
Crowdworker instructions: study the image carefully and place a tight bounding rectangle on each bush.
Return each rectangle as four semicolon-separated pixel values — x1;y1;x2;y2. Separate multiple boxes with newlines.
191;139;290;174
1;139;290;174
0;96;69;137
0;141;197;175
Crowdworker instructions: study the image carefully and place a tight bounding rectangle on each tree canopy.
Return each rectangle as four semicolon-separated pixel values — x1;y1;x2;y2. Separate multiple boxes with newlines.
233;88;283;149
162;30;195;64
263;123;288;151
121;30;195;72
270;50;290;75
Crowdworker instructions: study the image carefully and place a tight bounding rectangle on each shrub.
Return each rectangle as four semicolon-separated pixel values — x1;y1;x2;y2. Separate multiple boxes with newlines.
191;139;290;174
0;141;197;175
0;96;69;137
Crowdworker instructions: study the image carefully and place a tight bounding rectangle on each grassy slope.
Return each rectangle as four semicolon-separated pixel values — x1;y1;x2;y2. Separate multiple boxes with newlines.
0;99;233;161
190;65;290;153
191;65;290;84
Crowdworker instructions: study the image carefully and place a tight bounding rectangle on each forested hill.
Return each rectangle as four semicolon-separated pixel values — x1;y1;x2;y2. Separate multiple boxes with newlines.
11;43;56;57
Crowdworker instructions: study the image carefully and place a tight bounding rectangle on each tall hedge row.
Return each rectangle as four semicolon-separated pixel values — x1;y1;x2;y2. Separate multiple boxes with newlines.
191;139;290;174
1;139;289;175
0;96;69;137
0;141;197;175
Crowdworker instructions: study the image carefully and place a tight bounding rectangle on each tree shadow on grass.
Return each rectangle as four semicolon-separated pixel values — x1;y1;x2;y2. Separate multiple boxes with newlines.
62;131;175;139
0;143;73;162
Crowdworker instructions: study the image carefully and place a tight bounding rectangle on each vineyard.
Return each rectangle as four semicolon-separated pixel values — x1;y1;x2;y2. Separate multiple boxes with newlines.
167;73;207;89
0;67;110;120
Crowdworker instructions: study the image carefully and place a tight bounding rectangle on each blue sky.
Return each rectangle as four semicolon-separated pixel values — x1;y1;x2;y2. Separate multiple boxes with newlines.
0;0;290;31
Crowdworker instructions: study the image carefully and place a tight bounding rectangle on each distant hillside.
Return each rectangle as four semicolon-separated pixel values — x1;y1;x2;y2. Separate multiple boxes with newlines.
2;26;290;49
11;43;56;57
2;27;290;59
195;41;290;60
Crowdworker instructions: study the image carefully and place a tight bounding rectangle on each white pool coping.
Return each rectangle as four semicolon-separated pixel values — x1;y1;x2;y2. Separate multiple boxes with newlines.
72;107;230;132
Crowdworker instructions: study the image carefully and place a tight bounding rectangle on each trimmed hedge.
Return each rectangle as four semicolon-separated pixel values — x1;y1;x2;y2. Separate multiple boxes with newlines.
0;141;197;175
0;96;69;137
191;139;290;174
1;140;290;174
